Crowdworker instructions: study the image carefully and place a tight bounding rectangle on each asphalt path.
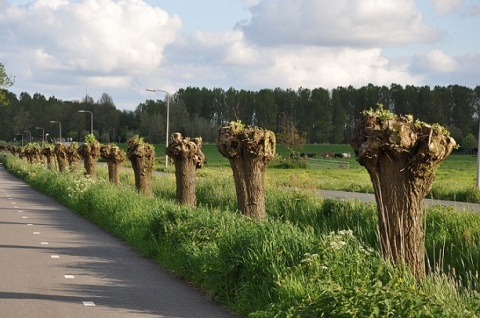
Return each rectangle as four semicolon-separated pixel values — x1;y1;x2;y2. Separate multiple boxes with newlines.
0;163;236;318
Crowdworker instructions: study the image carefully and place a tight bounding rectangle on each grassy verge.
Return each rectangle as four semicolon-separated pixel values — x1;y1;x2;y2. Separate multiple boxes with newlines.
2;153;480;317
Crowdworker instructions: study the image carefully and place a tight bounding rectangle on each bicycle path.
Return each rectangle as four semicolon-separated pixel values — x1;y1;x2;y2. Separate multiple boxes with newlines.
0;163;236;318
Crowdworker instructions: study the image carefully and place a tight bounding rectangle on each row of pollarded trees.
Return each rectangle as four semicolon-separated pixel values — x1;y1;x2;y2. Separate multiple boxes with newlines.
1;110;456;281
216;112;455;282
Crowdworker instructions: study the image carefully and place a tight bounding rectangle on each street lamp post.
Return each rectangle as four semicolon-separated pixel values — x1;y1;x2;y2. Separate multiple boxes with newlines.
146;88;171;168
24;130;31;143
78;110;93;135
35;127;45;148
49;121;62;143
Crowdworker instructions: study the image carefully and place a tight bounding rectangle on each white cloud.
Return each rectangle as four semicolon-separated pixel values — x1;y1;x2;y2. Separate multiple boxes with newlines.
413;50;459;73
431;0;464;15
244;47;421;89
239;0;440;47
1;0;181;85
162;31;421;91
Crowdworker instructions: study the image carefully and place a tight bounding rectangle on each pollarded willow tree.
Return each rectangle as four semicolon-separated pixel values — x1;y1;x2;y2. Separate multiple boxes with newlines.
65;142;81;172
127;135;155;197
217;121;276;219
350;106;456;280
42;145;56;170
77;134;101;177
100;144;126;185
166;132;205;207
54;143;68;172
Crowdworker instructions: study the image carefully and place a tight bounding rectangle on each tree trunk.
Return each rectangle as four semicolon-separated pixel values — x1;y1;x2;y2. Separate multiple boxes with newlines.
229;155;266;218
54;143;68;172
78;141;100;177
350;108;456;280
368;152;430;279
127;136;155;197
100;145;126;185
217;121;276;219
166;133;205;206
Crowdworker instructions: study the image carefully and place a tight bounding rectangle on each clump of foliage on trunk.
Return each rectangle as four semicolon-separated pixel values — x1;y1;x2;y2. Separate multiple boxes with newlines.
217;121;276;219
350;105;456;280
166;132;205;206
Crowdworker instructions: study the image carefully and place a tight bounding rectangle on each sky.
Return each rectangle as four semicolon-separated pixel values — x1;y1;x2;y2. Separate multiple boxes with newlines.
1;0;479;111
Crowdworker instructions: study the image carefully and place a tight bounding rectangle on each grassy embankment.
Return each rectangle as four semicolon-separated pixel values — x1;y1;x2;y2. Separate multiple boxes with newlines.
2;147;480;317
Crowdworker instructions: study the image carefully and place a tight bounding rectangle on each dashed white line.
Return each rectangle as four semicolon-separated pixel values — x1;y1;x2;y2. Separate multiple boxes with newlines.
40;242;49;245
64;275;75;279
83;301;96;307
33;232;40;235
51;255;60;259
22;216;28;219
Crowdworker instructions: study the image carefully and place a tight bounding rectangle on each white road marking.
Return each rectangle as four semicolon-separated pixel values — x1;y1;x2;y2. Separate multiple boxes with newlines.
33;232;40;234
64;275;75;279
40;242;48;245
83;301;96;306
22;216;28;219
51;255;60;258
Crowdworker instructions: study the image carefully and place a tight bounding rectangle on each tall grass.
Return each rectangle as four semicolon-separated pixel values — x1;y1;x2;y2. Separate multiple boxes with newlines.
3;153;480;317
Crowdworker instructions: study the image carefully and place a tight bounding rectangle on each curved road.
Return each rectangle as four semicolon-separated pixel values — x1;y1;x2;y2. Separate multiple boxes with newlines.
0;163;236;318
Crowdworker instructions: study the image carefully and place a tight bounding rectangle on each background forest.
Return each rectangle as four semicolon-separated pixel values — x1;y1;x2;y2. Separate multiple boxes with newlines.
1;83;480;150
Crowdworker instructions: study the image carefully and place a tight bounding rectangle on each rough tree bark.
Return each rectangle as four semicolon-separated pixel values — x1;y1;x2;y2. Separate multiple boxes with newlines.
127;135;155;197
100;144;126;185
54;143;68;172
217;121;276;219
166;133;205;206
350;107;456;280
77;137;100;177
42;146;56;170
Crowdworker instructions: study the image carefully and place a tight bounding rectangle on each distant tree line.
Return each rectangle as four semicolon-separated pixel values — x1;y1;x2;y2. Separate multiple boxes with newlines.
1;83;479;149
